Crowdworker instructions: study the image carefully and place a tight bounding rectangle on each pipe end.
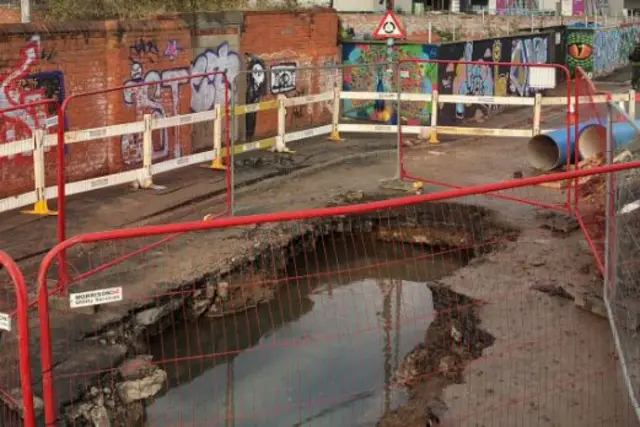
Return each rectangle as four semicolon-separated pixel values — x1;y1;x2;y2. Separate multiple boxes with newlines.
528;135;561;171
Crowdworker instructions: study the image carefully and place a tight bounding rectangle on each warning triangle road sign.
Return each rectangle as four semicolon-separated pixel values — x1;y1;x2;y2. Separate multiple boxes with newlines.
373;11;406;39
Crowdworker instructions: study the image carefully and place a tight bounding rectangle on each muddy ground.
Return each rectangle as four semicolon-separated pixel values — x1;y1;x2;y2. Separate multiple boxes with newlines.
1;71;638;425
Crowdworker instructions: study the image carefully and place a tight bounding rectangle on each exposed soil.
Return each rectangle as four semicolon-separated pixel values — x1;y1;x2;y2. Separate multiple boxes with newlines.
378;285;496;427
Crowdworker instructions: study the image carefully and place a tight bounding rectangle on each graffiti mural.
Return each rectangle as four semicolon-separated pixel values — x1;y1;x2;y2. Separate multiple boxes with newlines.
121;41;240;166
593;25;638;77
129;38;160;62
270;62;297;94
121;63;188;165
342;42;438;125
164;39;182;61
566;30;593;77
190;42;240;112
0;35;65;166
566;24;640;78
509;37;548;96
447;41;497;120
239;50;339;139
438;34;550;123
245;54;266;139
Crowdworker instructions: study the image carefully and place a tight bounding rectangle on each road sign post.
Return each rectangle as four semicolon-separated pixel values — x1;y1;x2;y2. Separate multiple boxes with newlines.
373;10;407;77
373;11;406;126
373;10;406;40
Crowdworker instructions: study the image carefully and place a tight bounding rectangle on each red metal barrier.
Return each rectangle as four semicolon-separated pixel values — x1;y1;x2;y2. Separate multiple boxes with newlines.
396;59;572;213
55;71;231;285
35;160;640;426
0;251;35;427
572;67;629;275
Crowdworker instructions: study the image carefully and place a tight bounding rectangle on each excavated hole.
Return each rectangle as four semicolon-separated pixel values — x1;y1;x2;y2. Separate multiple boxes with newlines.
60;197;518;426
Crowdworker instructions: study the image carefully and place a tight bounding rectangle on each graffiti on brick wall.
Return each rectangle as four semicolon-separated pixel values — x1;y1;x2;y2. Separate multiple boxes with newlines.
270;63;297;94
121;63;188;165
245;54;266;139
240;50;339;138
342;42;438;125
164;40;182;61
129;38;160;63
190;43;240;112
0;35;65;166
438;35;549;123
121;41;240;166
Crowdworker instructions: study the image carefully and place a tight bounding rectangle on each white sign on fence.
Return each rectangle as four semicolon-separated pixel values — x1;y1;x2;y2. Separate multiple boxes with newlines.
0;313;11;331
70;287;123;308
529;66;556;90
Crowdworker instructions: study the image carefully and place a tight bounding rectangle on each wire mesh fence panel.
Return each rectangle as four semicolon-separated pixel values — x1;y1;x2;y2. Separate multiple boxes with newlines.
397;58;571;212
606;102;640;424
35;162;640;427
0;251;35;427
0;266;22;427
573;67;638;274
573;66;607;272
231;68;278;146
59;70;228;192
341;61;397;125
232;62;389;216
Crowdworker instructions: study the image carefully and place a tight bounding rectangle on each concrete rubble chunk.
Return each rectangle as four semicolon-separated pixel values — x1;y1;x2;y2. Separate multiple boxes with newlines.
118;355;155;381
135;298;182;326
117;368;168;404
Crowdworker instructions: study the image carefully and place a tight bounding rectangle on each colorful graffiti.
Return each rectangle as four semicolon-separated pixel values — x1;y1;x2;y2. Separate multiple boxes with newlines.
342;43;438;125
438;34;549;123
122;41;240;166
0;35;65;165
567;25;640;78
593;26;637;77
566;30;593;77
509;37;548;96
446;41;500;120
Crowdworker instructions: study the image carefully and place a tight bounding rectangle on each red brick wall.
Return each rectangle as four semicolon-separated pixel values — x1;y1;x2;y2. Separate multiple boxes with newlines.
0;20;193;198
104;20;193;172
0;26;109;198
241;10;340;139
0;10;339;199
0;7;21;24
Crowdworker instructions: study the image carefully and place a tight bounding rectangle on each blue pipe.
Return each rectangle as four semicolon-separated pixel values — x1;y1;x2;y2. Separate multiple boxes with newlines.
578;121;640;159
528;120;640;171
527;122;596;171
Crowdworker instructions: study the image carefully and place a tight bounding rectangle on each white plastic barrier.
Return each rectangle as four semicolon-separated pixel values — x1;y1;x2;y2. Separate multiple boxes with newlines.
0;88;637;215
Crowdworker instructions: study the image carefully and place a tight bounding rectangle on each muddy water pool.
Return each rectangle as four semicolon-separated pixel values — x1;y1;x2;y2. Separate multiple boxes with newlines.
146;240;467;426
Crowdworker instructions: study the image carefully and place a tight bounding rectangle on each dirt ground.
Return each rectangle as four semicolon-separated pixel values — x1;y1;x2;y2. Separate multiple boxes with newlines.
0;71;638;425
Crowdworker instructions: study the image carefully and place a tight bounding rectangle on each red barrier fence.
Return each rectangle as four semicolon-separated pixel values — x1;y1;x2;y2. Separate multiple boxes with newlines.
573;66;637;275
0;251;35;427
55;71;232;285
396;59;572;212
34;160;640;426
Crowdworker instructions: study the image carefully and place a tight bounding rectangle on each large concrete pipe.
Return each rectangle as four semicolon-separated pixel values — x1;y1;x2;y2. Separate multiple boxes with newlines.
527;120;640;171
